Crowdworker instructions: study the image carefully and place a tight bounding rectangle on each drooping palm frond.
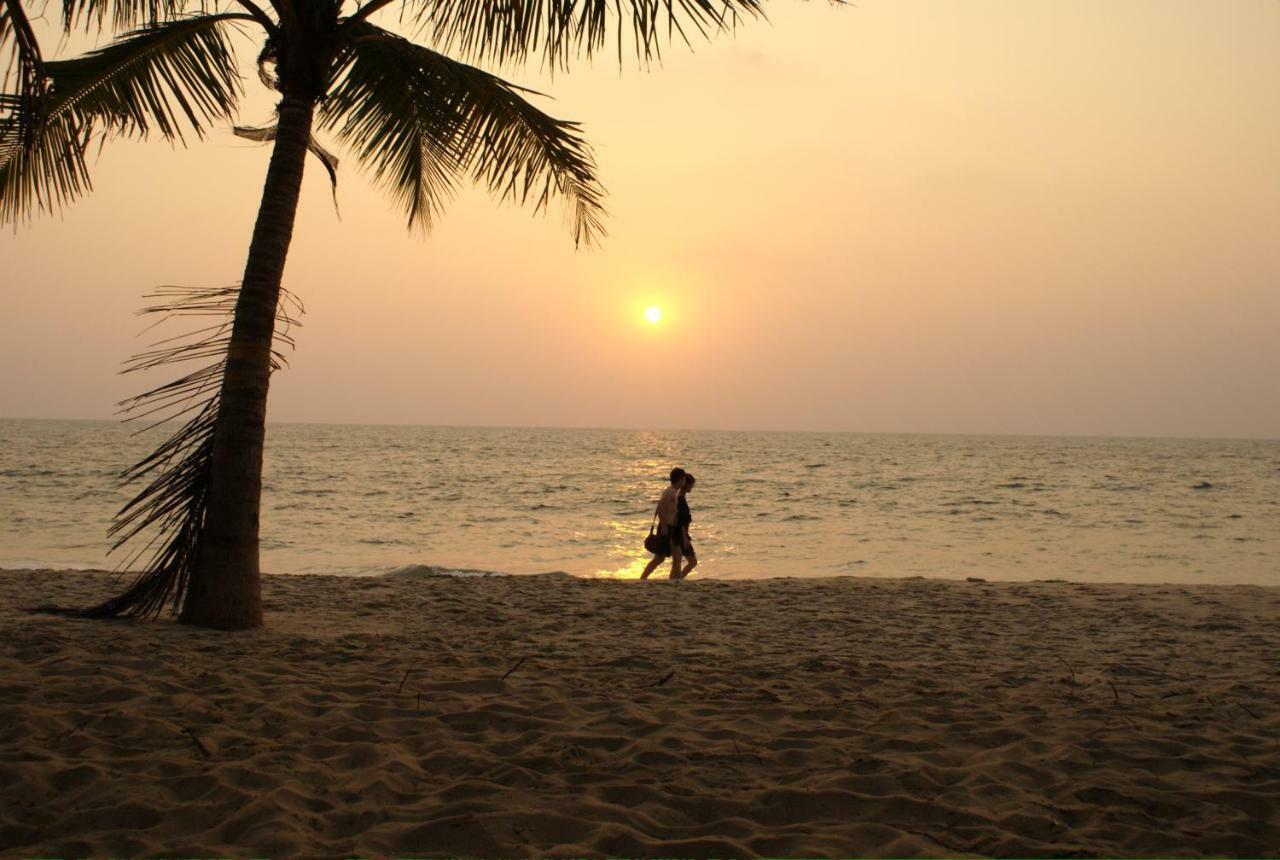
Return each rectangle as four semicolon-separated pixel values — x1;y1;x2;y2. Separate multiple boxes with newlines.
374;0;768;70
1;0;47;133
233;121;341;209
2;1;87;218
0;12;246;221
0;0;62;195
0;93;96;219
69;285;302;620
320;22;605;244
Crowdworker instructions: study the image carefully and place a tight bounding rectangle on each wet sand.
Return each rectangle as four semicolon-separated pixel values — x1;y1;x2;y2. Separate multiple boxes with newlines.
1;568;1277;857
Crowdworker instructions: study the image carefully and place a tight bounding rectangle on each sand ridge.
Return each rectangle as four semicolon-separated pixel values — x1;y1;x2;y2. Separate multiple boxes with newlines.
1;568;1278;857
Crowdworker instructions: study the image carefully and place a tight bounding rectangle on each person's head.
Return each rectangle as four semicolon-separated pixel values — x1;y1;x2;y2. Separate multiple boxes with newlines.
669;467;686;485
682;473;696;494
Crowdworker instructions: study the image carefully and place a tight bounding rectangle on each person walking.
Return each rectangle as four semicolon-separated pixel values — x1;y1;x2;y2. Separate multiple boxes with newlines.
641;467;685;579
675;473;697;579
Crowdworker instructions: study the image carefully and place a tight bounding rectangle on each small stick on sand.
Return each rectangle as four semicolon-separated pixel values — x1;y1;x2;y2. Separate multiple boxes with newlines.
654;670;675;687
1054;655;1078;698
397;668;412;694
900;827;968;855
1235;701;1260;720
1108;679;1120;703
501;657;528;681
416;691;422;711
182;726;212;758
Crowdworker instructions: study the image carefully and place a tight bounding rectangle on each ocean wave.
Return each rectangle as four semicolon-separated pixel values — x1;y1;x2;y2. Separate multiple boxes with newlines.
379;564;573;579
381;564;507;579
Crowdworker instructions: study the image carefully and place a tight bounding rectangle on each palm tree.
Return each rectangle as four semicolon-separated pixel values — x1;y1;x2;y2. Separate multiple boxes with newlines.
1;0;778;629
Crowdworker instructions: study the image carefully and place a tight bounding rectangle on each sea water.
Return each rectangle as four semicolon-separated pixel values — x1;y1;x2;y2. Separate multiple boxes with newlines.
1;419;1277;584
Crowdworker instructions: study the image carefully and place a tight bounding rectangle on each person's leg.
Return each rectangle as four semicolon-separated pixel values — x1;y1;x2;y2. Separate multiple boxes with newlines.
671;529;691;579
641;553;663;579
680;552;697;578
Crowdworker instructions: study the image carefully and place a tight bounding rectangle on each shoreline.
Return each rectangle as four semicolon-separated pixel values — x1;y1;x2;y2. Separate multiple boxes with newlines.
5;563;1280;589
2;568;1278;857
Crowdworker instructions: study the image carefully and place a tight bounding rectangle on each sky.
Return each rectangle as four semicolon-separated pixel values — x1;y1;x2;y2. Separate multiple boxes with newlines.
3;0;1278;438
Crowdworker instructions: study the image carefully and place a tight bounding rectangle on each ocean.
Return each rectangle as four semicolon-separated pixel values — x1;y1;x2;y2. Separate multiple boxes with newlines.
1;419;1277;584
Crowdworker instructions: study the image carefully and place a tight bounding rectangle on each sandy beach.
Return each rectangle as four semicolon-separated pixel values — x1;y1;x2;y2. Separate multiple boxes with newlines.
1;568;1277;858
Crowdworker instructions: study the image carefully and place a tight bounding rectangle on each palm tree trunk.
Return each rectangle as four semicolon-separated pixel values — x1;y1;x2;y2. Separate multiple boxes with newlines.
179;96;314;630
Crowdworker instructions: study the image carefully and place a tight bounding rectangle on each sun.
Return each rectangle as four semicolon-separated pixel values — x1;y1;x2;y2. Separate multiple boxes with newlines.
644;306;663;324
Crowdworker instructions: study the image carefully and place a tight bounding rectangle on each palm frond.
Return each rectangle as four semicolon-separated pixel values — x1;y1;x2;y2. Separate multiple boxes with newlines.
233;121;341;211
0;95;94;217
1;0;46;117
68;285;302;620
392;0;768;70
320;23;605;245
1;0;54;187
60;0;185;33
43;13;245;142
0;13;245;222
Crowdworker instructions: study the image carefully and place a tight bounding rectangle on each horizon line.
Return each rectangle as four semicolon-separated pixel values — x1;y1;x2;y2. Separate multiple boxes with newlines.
2;414;1277;444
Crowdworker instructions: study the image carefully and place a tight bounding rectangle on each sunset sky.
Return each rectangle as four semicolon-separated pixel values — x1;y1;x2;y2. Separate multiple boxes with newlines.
3;0;1278;438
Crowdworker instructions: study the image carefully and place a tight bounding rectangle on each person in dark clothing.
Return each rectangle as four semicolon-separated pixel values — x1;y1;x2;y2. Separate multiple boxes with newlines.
642;467;685;579
675;473;697;579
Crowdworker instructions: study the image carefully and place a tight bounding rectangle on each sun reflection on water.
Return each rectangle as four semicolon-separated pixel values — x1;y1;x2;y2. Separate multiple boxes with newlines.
593;517;655;578
595;556;653;579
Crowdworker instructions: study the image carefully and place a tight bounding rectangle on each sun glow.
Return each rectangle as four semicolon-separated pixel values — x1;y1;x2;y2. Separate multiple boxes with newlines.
644;306;663;324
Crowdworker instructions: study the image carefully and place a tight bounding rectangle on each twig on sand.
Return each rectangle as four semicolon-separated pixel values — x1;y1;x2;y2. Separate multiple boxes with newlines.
182;726;212;758
416;691;422;711
1100;678;1141;729
397;668;412;694
1235;701;1260;720
501;657;528;681
654;670;675;687
900;827;969;856
1055;654;1079;698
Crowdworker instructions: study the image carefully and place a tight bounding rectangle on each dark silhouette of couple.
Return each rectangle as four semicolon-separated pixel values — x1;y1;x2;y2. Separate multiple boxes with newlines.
643;467;697;580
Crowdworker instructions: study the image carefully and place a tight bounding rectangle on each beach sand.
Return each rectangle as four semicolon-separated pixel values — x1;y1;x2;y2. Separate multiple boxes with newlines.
1;568;1277;858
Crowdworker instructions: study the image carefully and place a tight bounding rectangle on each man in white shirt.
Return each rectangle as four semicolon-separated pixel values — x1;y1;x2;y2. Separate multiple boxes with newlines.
641;467;685;579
